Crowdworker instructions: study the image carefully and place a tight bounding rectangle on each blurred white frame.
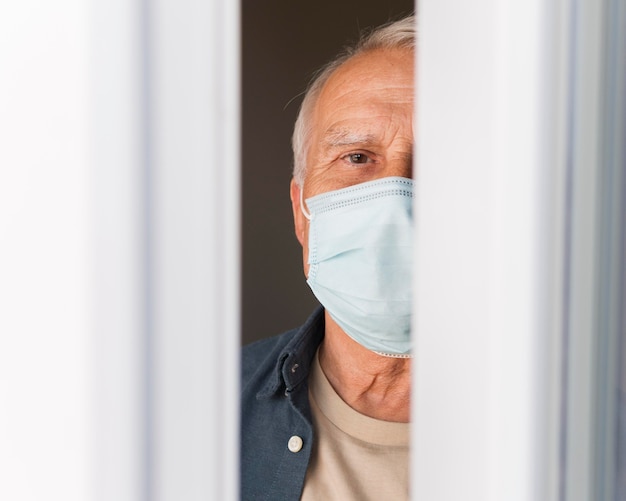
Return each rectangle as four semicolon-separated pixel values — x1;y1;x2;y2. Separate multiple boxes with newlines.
0;2;92;500
93;0;240;500
413;0;567;498
414;0;626;500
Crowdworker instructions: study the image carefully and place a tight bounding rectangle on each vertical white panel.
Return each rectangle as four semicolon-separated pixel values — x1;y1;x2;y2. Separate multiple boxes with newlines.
488;2;567;500
150;0;240;499
0;1;92;500
92;0;240;499
413;2;497;497
413;0;565;499
91;1;145;500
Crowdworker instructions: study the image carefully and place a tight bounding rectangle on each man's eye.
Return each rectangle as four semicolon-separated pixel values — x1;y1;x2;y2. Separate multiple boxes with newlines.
346;153;371;164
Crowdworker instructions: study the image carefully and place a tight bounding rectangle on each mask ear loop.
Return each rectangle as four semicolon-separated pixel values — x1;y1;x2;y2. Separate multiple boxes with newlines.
299;185;312;220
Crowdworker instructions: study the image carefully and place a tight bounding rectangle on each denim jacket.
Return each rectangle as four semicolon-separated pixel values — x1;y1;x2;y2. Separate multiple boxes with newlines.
240;307;324;500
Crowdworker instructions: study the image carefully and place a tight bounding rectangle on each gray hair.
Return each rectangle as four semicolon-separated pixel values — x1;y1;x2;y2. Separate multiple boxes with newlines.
291;15;416;186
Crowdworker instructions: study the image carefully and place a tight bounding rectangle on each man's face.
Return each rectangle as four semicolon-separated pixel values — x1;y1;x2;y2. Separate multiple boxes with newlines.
290;47;415;277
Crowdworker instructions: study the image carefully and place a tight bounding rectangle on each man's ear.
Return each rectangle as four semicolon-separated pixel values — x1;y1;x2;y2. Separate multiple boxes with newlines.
290;178;306;246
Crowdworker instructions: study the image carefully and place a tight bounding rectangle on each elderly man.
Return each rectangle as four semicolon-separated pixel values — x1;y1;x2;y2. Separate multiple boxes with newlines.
241;15;415;500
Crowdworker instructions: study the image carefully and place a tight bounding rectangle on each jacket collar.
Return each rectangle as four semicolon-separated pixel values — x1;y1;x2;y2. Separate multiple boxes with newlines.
257;306;325;399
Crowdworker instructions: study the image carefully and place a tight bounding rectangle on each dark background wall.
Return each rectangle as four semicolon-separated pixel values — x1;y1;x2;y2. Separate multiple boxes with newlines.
241;0;415;345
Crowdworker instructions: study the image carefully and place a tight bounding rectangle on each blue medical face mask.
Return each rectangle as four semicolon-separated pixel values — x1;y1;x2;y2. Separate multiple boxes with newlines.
301;176;414;357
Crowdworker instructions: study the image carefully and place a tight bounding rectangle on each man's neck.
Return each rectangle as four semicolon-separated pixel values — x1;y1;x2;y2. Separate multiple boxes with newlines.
318;311;411;423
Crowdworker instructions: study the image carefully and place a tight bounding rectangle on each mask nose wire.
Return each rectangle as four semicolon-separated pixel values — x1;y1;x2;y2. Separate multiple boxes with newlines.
300;185;312;220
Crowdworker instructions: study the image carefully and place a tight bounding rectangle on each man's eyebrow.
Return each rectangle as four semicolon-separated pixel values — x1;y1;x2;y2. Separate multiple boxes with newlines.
322;128;379;148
